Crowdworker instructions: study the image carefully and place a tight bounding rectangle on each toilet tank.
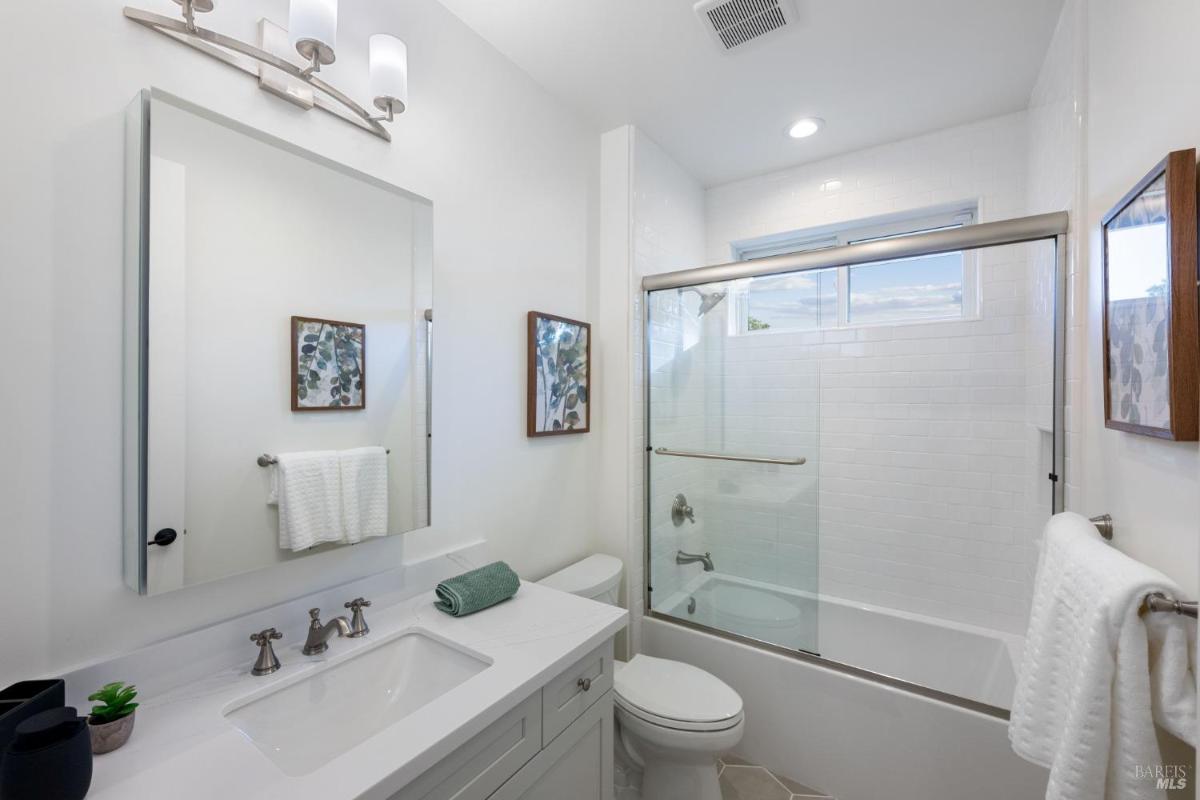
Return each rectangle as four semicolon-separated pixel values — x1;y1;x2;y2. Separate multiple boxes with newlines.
538;554;623;605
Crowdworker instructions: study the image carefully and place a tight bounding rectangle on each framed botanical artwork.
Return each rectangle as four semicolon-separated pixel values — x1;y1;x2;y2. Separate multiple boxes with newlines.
291;316;366;411
527;311;590;436
1101;149;1198;440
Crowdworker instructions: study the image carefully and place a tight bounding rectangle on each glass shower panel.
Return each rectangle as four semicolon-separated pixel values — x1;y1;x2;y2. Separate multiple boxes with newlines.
647;282;821;655
645;236;1060;711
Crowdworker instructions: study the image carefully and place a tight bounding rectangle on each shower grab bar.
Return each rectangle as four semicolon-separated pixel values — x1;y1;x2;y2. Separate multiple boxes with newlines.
1095;514;1197;618
653;447;806;466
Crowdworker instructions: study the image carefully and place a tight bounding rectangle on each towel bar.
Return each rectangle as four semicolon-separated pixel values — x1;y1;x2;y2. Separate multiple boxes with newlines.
1144;592;1199;619
257;450;389;467
1089;514;1114;540
653;447;806;466
1096;515;1197;618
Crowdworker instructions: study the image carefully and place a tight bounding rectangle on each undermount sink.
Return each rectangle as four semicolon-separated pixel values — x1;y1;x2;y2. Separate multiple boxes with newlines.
225;629;491;776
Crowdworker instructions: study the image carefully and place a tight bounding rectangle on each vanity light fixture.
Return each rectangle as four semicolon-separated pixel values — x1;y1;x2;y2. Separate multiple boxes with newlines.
787;117;824;139
125;0;407;141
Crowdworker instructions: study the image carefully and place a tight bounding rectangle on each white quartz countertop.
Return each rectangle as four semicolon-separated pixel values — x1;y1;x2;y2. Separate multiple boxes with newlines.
83;582;627;800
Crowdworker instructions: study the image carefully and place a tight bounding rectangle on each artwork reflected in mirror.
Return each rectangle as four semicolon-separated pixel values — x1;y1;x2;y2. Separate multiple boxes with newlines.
527;311;591;436
123;90;432;595
292;317;366;411
1101;148;1198;441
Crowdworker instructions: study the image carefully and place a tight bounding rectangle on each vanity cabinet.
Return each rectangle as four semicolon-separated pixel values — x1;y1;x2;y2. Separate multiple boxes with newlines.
390;640;615;800
488;694;613;800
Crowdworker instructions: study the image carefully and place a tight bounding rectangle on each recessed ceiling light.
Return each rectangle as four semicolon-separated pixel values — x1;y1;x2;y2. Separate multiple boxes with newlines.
787;117;824;139
820;179;843;192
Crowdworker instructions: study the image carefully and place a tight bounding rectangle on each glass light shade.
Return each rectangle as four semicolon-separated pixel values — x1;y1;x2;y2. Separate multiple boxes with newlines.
289;0;338;65
369;35;409;114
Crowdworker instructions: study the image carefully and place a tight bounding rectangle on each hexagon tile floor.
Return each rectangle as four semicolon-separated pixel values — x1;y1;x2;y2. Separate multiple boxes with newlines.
718;754;834;800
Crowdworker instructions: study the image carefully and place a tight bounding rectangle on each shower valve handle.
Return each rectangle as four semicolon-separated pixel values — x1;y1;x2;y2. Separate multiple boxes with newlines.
672;493;695;526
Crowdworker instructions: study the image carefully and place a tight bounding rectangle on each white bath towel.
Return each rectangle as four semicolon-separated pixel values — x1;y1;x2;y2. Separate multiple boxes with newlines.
274;451;344;551
1009;511;1196;800
339;446;389;544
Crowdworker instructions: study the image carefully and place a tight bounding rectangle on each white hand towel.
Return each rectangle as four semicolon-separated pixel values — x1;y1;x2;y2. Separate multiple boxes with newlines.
274;451;344;551
1009;511;1195;800
339;446;389;544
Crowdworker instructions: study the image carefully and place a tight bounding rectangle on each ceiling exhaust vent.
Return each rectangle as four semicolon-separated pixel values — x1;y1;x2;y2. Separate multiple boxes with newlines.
694;0;797;52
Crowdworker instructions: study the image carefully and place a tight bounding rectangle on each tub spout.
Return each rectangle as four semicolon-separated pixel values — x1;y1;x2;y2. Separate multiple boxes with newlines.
676;550;714;572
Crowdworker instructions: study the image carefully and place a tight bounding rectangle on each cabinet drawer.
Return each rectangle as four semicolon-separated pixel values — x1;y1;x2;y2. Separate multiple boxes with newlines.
541;642;613;745
391;692;542;800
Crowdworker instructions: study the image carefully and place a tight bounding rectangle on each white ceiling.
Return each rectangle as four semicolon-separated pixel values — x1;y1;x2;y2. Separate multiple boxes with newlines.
435;0;1064;186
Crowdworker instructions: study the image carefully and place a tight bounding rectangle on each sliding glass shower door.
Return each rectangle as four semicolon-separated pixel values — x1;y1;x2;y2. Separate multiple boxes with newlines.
646;281;821;655
644;220;1066;711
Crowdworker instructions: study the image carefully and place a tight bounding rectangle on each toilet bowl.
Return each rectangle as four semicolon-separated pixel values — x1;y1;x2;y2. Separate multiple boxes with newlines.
613;654;744;800
539;555;745;800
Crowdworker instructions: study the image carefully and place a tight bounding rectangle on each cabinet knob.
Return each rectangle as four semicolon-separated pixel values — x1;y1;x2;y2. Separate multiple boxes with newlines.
577;677;592;692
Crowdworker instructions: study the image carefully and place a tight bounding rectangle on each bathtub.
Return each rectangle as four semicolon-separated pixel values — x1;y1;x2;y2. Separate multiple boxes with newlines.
658;572;1020;710
646;573;1048;800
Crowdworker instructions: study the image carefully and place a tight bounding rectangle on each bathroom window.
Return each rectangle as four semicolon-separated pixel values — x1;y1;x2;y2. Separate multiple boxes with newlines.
730;207;977;334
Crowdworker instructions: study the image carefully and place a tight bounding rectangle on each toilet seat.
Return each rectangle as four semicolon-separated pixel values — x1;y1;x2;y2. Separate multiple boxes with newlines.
614;655;744;733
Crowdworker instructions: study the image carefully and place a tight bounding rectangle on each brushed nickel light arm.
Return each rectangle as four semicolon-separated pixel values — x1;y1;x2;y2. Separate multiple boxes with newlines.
123;5;397;142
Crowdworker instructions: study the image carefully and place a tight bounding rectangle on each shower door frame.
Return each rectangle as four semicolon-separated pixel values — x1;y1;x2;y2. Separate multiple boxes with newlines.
641;211;1069;719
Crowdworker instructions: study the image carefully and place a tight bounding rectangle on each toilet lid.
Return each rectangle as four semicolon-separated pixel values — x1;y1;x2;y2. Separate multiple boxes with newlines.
614;655;743;727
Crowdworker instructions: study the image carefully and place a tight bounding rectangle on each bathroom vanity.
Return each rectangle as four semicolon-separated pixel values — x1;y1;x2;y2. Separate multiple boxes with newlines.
71;556;625;800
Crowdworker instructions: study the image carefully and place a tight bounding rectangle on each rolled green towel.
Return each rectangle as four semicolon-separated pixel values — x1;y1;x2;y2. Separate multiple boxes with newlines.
434;561;521;617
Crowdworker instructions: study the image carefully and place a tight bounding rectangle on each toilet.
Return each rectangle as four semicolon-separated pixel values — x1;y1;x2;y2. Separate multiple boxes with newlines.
539;555;745;800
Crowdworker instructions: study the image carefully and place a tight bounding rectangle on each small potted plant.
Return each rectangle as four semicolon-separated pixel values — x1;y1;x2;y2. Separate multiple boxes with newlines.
86;682;138;754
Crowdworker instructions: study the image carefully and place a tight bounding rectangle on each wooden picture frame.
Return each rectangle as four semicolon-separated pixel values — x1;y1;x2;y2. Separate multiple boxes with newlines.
527;311;591;436
291;315;367;412
1101;149;1198;440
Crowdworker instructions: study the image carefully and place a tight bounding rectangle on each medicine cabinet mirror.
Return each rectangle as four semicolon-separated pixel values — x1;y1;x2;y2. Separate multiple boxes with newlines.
123;89;432;595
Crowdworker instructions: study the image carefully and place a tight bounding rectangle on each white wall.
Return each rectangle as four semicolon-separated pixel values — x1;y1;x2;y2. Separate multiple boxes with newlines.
705;113;1027;265
1080;0;1200;597
594;126;706;657
0;0;598;683
1026;0;1087;519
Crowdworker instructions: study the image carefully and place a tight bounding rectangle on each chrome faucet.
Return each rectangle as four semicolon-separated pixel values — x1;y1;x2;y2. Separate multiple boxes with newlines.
302;607;352;656
676;550;714;571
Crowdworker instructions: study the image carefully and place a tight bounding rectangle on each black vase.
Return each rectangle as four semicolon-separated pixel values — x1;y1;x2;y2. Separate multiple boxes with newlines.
0;707;93;800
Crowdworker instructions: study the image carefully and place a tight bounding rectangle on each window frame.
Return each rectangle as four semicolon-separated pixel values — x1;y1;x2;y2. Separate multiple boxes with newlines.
728;205;980;336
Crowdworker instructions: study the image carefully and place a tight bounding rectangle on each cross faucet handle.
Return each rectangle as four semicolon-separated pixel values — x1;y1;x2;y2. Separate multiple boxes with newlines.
345;597;371;638
250;627;283;645
249;628;282;676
